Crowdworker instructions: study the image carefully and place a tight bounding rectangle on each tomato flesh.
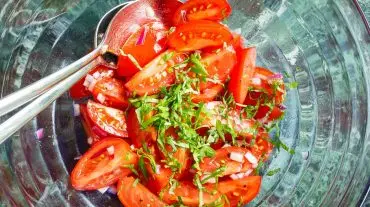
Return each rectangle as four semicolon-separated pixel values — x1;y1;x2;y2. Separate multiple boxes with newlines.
191;84;224;103
125;50;187;96
127;108;157;148
173;0;232;25
168;20;233;52
80;104;108;144
71;138;137;190
228;47;257;104
118;176;167;207
216;176;262;206
87;100;128;138
92;77;129;109
117;21;168;77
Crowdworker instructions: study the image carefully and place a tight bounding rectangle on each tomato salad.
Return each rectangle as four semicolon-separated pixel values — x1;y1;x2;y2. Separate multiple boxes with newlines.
70;0;288;206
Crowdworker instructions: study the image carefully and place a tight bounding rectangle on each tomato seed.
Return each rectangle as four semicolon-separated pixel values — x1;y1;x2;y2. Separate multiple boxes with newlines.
200;5;205;10
192;7;197;12
201;32;207;38
207;4;213;9
181;36;187;41
216;34;223;39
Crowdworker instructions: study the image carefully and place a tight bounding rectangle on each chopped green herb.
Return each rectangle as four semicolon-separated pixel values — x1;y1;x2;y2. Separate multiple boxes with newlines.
255;159;265;175
190;53;208;76
266;168;281;176
201;166;226;184
133;178;140;187
123;164;139;176
163;51;174;62
168;27;176;34
138;156;148;179
283;71;291;78
289;81;299;89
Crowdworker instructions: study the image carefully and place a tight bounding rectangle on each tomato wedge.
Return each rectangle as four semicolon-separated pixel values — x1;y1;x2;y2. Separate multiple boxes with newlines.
191;84;224;103
71;138;137;190
216;176;262;206
228;47;257;104
125;50;187;96
69;66;114;100
146;166;172;194
87;100;128;137
200;146;253;177
92;77;128;108
172;0;232;25
117;21;168;77
117;177;167;207
162;181;223;206
200;46;237;90
80;105;108;144
168;20;233;52
127;108;157;148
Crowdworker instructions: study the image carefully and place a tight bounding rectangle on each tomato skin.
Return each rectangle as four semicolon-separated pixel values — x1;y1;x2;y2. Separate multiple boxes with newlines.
92;77;129;109
162;181;223;206
125;50;187;96
200;146;253;177
168;20;233;52
200;46;237;90
117;21;168;77
146;166;172;195
228;47;257;104
216;176;262;206
173;0;232;25
117;177;167;207
80;105;107;144
127;108;157;148
71;138;137;190
87;100;128;138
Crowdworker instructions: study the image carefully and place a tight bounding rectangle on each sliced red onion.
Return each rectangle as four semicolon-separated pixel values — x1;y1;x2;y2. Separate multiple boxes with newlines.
252;163;258;168
73;104;80;117
128;24;140;33
92;126;108;137
74;156;82;160
85;74;95;83
153;43;163;53
245;152;258;164
97;93;106;104
97;186;109;194
180;10;187;22
87;137;93;145
222;144;231;148
251;77;262;85
83;79;90;88
145;7;155;18
107;185;117;194
155;165;161;174
92;71;101;79
88;79;97;92
107;146;115;155
136;26;148;45
230;174;240;180
230;152;245;163
206;178;216;184
269;73;284;80
130;145;135;150
35;128;44;140
156;32;166;41
244;169;253;176
278;104;287;110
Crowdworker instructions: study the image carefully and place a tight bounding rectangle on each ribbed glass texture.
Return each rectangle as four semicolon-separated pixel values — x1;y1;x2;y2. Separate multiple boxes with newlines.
0;0;369;206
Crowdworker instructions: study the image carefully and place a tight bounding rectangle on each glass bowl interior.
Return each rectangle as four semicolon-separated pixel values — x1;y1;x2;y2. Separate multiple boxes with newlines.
0;0;369;206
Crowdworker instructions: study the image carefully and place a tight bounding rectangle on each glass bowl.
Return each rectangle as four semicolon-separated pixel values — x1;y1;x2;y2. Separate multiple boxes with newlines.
0;0;369;206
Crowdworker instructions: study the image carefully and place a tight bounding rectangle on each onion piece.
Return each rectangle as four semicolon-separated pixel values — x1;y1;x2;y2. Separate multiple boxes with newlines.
230;152;244;163
251;77;261;85
230;174;239;180
83;79;90;88
97;93;106;104
206;178;216;184
245;152;258;164
222;144;231;148
87;137;93;145
73;104;80;116
92;72;101;79
136;25;148;45
107;146;115;155
85;74;94;83
88;79;97;92
107;186;117;194
155;165;161;174
269;73;284;80
36;128;44;140
97;186;109;194
278;104;287;110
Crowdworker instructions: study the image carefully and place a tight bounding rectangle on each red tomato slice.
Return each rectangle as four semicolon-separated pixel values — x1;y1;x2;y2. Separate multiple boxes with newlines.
162;181;223;206
228;47;257;104
216;176;262;206
69;66;114;100
200;46;237;90
249;67;286;104
92;77;129;108
80;105;108;144
118;177;167;207
200;146;253;177
173;0;232;25
146;166;172;195
117;21;168;77
71;138;138;190
168;20;233;52
127;108;157;148
125;50;187;96
231;33;244;52
191;84;224;103
87;100;128;137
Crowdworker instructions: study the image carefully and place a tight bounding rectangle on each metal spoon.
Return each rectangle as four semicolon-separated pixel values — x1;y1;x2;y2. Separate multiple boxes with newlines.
0;0;178;144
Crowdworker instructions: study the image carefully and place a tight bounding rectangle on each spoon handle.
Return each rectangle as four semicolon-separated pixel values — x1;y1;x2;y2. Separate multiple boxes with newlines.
0;60;101;145
0;46;102;117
